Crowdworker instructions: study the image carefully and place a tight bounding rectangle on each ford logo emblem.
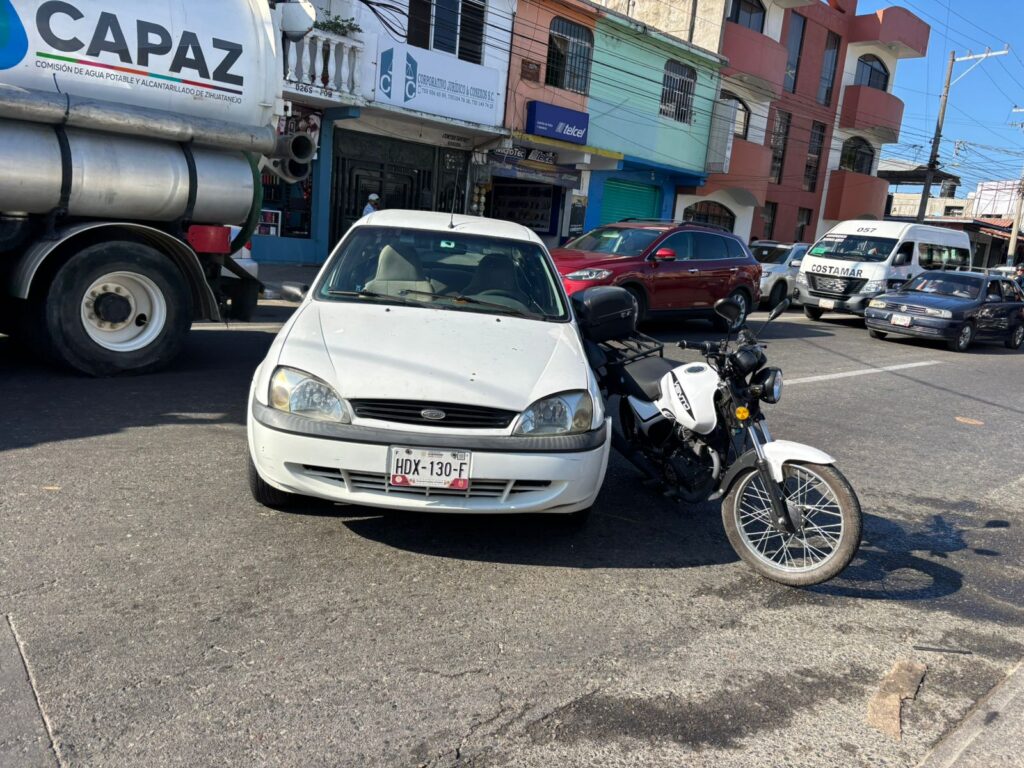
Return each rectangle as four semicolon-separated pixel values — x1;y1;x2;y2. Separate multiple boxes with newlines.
421;409;446;421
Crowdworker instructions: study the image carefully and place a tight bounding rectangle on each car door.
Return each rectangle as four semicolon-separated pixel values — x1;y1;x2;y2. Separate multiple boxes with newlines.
645;231;704;310
976;279;1006;338
691;232;734;307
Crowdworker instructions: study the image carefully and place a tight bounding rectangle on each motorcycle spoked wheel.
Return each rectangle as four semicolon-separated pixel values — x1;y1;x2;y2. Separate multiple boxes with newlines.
722;462;862;587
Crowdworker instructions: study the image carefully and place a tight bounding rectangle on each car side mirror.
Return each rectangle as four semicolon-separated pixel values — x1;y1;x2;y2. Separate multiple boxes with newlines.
281;282;309;302
653;247;676;262
893;253;912;267
790;259;802;268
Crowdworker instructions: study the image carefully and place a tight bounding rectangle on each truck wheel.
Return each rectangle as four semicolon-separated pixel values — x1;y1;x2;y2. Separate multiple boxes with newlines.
41;241;191;376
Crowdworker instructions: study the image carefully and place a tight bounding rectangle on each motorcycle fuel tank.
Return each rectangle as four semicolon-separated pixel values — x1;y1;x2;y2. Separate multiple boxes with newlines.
656;362;720;435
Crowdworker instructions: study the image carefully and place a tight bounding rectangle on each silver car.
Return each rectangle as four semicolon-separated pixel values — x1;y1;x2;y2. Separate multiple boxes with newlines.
752;241;809;309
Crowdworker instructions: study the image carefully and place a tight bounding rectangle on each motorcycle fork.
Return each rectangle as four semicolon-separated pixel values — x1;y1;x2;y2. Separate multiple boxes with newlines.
747;425;799;534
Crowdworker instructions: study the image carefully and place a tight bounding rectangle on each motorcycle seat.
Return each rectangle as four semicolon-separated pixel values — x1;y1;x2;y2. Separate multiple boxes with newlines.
619;355;677;402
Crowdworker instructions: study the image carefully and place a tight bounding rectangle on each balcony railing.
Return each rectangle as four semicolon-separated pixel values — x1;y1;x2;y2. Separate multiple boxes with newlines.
282;29;366;103
850;7;929;59
721;22;788;99
840;85;904;143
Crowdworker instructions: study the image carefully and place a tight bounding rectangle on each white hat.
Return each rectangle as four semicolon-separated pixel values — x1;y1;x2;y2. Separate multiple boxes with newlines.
368;193;380;201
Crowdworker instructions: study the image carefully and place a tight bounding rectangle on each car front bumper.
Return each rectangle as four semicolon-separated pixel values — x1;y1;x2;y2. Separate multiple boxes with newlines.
864;308;960;339
248;400;611;514
797;287;877;316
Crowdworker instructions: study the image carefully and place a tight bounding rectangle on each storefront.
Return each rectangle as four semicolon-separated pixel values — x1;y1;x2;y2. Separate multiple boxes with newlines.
586;158;707;230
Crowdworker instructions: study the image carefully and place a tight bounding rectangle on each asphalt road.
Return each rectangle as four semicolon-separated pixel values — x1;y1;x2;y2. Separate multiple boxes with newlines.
2;306;1023;767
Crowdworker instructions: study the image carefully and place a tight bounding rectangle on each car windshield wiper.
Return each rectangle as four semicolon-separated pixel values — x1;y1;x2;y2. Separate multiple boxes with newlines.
399;289;530;317
325;289;417;305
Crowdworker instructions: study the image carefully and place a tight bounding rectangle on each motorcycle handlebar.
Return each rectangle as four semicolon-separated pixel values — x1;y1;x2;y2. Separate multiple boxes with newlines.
677;340;717;355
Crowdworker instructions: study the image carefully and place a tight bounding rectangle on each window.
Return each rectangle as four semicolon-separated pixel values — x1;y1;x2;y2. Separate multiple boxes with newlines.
726;0;766;34
803;121;826;192
917;243;970;270
407;0;486;64
769;110;791;184
545;17;593;94
660;60;697;123
693;232;729;260
721;90;750;139
795;208;812;242
659;232;695;260
818;32;840;105
762;201;778;240
784;14;806;93
855;55;890;91
725;237;746;259
839;137;875;175
683;201;736;232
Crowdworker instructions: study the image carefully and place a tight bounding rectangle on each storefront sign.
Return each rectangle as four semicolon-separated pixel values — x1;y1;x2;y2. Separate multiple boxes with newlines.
377;42;501;126
488;154;582;189
525;101;590;145
490;147;558;165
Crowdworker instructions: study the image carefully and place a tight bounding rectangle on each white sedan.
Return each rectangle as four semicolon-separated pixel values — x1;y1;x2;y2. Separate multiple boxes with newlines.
247;210;611;516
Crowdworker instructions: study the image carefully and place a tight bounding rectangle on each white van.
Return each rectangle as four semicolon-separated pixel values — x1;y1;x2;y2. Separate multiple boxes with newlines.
795;220;972;318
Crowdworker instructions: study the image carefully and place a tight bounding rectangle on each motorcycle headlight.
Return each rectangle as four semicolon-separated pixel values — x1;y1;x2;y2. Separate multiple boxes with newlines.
269;367;351;423
796;272;808;286
869;298;887;309
565;268;613;281
752;367;783;404
514;391;593;435
863;279;884;294
925;307;952;319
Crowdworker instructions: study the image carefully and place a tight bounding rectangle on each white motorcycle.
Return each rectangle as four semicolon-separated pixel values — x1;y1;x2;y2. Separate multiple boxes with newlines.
574;288;862;587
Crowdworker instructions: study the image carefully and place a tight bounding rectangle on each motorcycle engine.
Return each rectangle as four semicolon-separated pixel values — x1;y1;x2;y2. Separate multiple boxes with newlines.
663;441;718;503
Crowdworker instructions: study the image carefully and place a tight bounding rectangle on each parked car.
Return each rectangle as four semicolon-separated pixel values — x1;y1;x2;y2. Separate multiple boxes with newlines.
750;241;809;308
550;220;761;329
864;270;1024;352
247;210;610;517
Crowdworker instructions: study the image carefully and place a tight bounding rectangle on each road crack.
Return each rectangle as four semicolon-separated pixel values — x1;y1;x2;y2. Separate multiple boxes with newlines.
5;613;66;767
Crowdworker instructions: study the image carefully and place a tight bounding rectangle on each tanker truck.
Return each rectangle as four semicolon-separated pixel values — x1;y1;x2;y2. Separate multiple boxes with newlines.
0;0;318;375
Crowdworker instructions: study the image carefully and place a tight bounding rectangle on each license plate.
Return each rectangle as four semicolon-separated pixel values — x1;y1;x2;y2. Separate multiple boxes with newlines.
891;313;912;327
819;299;836;310
389;447;472;489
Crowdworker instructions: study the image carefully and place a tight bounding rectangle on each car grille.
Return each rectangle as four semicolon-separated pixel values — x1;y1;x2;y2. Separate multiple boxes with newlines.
882;302;929;316
349;399;517;429
808;274;867;296
296;465;551;499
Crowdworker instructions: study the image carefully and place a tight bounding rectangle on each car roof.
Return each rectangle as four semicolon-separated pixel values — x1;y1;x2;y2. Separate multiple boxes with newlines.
598;220;739;235
356;209;544;246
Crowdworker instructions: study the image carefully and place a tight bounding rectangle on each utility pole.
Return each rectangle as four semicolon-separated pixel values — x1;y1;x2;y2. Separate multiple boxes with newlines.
916;47;1009;223
1006;107;1024;263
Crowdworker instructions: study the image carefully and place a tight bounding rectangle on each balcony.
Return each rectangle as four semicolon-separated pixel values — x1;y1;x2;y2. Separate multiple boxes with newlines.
721;22;789;99
840;85;904;143
850;7;929;59
823;169;889;221
282;29;367;107
702;139;773;208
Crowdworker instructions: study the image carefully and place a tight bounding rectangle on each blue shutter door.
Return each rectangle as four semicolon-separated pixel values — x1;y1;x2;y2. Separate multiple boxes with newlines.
599;180;660;224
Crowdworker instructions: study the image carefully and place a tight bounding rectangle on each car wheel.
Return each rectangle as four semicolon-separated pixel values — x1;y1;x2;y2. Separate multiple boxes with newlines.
947;321;975;353
714;290;749;331
1006;324;1024;350
248;453;297;509
768;282;787;310
803;305;824;321
624;286;647;323
868;329;887;340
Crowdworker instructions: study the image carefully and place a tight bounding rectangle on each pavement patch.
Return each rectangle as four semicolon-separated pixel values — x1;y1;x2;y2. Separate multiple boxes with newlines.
866;660;927;739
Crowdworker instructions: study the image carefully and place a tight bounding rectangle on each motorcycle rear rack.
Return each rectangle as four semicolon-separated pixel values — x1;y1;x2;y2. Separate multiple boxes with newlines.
599;332;664;364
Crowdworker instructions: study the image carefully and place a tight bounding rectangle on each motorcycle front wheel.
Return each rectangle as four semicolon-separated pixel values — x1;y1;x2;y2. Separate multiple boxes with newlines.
722;462;862;587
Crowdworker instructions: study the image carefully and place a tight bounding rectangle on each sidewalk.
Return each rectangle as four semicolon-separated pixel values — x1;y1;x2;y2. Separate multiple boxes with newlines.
917;661;1024;768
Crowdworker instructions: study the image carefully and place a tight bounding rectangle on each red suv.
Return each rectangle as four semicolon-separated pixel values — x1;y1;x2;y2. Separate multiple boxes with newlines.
552;220;762;327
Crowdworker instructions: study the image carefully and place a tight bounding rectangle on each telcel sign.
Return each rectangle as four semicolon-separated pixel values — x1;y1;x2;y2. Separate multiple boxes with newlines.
526;101;589;146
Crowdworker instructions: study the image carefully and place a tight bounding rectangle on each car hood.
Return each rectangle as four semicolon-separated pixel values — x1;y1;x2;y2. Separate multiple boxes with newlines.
276;301;589;410
550;248;635;273
879;291;973;311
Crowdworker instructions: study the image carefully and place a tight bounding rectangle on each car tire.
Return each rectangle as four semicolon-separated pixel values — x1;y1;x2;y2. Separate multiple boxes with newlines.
714;290;749;331
947;321;975;353
868;329;888;340
248;453;297;509
1006;324;1024;350
803;305;824;321
768;282;788;310
624;286;647;323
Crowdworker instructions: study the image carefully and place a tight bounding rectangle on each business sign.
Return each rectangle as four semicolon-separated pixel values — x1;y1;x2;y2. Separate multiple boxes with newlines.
491;146;558;165
525;101;589;145
377;41;501;127
487;150;581;189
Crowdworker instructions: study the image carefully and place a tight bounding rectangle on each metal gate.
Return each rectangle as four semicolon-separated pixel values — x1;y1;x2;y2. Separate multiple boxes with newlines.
599;180;660;224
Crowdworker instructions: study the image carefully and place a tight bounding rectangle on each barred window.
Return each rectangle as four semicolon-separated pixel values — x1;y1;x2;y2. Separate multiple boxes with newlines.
803;121;826;192
660;60;697;124
545;18;593;94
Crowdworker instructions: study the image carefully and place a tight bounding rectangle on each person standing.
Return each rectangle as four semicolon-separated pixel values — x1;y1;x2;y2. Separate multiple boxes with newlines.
362;193;381;217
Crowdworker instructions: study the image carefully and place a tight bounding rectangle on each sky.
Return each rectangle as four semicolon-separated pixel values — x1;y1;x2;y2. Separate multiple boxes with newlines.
859;0;1024;197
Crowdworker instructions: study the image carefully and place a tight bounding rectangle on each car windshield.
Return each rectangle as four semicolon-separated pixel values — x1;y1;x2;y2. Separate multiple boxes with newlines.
751;245;792;264
564;226;663;257
903;274;982;300
315;226;568;321
808;234;898;262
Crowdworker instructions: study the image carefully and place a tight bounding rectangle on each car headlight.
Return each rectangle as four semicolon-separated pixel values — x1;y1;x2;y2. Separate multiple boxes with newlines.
925;307;952;319
869;298;887;309
565;268;613;281
796;272;808;286
863;279;884;293
514;391;593;435
270;367;351;423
